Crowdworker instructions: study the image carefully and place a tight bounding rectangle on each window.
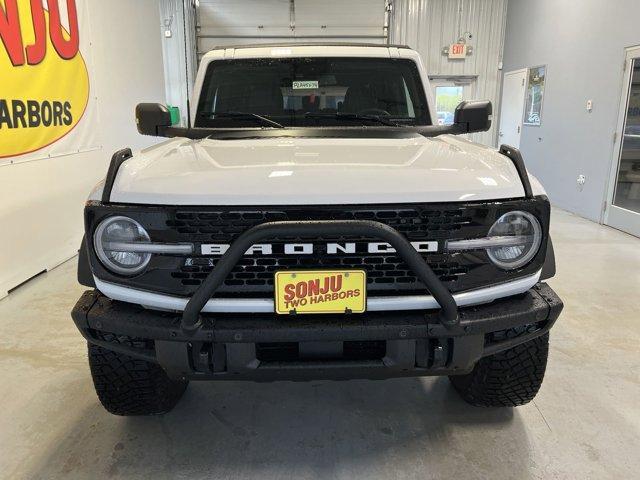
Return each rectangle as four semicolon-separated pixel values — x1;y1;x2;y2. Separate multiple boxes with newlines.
613;59;640;213
195;58;431;128
434;86;464;125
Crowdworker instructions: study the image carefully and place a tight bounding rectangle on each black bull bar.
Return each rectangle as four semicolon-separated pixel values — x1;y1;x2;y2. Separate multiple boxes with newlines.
181;220;459;334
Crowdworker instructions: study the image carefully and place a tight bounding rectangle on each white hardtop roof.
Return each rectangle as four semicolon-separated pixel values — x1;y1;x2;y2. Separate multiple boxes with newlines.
201;43;419;60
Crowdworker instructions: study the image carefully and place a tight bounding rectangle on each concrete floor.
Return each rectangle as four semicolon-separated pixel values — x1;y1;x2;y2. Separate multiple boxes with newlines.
0;209;639;480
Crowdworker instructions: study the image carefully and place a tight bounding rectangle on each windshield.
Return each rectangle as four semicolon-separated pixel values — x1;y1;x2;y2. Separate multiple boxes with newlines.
194;57;431;128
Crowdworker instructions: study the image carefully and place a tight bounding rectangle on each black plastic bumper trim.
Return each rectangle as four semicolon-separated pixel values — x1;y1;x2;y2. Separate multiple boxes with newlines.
72;283;562;378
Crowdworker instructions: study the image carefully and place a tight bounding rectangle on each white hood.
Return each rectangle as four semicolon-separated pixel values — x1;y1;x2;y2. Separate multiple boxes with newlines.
108;134;544;205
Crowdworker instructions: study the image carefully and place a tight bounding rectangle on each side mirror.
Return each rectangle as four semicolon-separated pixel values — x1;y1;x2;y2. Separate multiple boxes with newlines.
453;100;492;133
135;103;177;136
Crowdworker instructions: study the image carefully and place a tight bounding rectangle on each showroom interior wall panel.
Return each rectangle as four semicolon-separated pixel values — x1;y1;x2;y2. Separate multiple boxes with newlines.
196;0;387;52
0;0;167;298
390;0;508;146
160;0;198;126
198;0;292;47
502;0;640;222
292;0;387;41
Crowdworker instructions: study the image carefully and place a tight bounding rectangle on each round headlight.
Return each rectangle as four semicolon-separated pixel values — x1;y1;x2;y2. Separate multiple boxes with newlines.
487;211;542;270
94;216;151;275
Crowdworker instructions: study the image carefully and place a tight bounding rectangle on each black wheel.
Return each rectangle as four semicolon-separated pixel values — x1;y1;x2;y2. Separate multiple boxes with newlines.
449;333;549;407
88;343;188;416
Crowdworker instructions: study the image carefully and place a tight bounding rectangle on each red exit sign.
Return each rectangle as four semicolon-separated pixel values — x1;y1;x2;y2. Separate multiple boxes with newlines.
448;43;467;59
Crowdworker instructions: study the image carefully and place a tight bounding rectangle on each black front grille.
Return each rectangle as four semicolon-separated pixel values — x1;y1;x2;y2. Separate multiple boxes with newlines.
172;253;469;289
167;207;470;243
85;199;550;298
166;205;479;294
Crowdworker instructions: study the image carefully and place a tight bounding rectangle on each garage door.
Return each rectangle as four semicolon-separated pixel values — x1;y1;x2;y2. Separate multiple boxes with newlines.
197;0;389;54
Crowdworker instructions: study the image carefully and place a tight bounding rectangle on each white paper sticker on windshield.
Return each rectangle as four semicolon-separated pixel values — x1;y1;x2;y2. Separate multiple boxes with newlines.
292;80;319;90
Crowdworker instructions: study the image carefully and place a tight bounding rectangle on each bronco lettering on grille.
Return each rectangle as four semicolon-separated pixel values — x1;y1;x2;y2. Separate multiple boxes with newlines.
201;241;438;256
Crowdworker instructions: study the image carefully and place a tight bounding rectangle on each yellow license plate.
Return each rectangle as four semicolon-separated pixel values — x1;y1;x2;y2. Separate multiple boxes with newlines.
274;270;367;315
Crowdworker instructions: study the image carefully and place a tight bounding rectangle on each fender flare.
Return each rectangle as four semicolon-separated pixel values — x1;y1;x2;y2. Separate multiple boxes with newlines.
540;237;556;280
77;235;96;288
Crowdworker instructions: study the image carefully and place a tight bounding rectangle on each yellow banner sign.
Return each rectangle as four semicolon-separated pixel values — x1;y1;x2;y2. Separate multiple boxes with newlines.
0;0;89;158
274;270;367;315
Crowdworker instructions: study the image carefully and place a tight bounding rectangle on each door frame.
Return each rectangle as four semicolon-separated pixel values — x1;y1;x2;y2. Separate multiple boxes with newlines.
498;68;528;149
604;45;640;237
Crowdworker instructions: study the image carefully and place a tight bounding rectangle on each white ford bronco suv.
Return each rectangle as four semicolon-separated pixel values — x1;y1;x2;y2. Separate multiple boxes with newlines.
72;44;562;416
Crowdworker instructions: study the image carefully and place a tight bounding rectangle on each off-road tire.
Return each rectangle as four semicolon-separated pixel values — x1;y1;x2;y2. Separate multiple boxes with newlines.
449;333;549;407
88;343;188;416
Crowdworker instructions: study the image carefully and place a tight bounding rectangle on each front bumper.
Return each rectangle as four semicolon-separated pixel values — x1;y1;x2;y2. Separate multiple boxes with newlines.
72;283;562;381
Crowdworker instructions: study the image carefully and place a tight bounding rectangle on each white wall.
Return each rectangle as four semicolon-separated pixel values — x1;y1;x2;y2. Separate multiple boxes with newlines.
0;0;166;298
160;0;198;126
390;0;508;146
502;0;640;223
196;0;388;51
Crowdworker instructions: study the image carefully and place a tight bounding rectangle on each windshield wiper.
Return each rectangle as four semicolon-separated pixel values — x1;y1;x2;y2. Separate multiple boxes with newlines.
305;112;402;127
200;111;285;129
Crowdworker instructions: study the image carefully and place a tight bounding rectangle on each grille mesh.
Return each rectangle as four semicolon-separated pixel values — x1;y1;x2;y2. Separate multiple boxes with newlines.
172;254;469;289
163;205;479;295
167;207;471;243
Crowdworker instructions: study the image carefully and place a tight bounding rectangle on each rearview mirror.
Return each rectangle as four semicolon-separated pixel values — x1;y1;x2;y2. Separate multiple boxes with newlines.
135;103;176;136
453;100;492;133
